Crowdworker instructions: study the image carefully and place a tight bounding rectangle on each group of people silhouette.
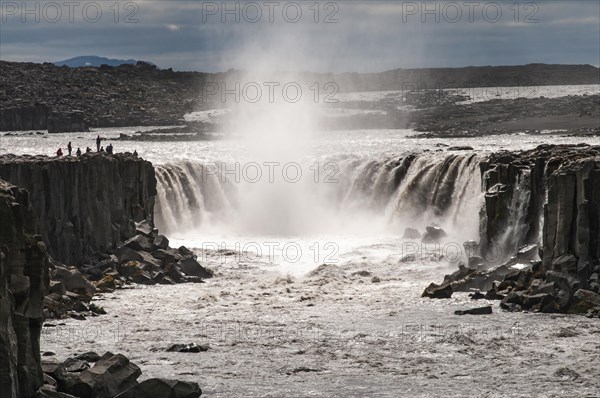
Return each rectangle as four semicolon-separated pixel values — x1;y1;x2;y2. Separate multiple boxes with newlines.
56;135;132;157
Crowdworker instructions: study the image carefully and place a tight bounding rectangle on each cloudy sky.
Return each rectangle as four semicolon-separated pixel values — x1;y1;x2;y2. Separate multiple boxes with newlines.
1;1;599;72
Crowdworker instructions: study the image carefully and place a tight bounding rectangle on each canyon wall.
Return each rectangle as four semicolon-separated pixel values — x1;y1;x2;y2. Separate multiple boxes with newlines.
480;144;600;274
0;180;49;398
0;153;157;266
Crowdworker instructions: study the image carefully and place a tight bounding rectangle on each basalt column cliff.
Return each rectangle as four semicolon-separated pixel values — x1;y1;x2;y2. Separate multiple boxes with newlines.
0;180;49;398
0;153;157;266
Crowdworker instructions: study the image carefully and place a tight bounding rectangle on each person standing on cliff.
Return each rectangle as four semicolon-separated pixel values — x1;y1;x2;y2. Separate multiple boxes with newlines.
76;147;82;157
67;142;72;156
96;135;101;152
56;148;63;157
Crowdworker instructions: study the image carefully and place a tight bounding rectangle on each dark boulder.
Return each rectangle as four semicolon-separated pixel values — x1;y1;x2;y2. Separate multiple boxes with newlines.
151;249;181;265
422;282;452;299
178;258;212;279
37;384;78;397
166;343;210;353
115;378;201;398
75;352;101;363
454;306;492;315
134;220;153;238
124;235;153;253
53;266;95;298
64;352;141;398
153;235;169;250
421;226;447;243
116;246;144;265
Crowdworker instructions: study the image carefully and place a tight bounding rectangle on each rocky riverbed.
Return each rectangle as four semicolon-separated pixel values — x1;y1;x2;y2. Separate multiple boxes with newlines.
40;250;600;397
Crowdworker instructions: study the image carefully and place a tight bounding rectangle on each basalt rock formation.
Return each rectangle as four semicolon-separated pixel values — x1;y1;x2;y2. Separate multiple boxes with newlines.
427;145;600;315
0;153;157;266
0;155;209;397
0;179;49;398
480;144;600;270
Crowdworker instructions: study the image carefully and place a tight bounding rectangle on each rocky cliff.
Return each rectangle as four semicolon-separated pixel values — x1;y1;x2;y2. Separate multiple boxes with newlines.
430;145;600;315
0;180;49;398
0;153;157;266
480;144;600;271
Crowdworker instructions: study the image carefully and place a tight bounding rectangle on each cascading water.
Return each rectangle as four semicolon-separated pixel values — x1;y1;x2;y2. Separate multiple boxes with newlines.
154;151;485;242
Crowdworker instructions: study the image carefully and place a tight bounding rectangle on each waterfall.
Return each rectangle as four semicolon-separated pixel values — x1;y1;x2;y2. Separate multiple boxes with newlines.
155;162;237;234
154;152;485;240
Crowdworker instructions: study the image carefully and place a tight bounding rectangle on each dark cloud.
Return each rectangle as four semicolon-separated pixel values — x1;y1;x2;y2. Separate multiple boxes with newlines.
0;1;598;72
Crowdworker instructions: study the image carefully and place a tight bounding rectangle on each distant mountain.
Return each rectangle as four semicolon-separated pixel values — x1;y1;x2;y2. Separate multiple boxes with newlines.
54;56;154;68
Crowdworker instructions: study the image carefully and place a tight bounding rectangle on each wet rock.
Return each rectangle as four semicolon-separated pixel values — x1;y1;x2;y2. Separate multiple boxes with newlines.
115;378;202;398
454;306;492;315
553;367;580;380
532;281;557;295
63;352;141;398
421;226;447;243
116;246;144;264
469;291;485;300
501;291;524;307
69;312;86;321
134;220;153;238
178;258;212;279
484;288;505;300
153;235;169;250
422;282;452;299
516;244;539;262
178;246;193;257
522;293;553;308
157;276;177;285
118;260;158;284
53;266;95;298
37;384;78;398
447;146;474;151
371;276;381;283
49;280;66;295
183;276;205;284
166;343;210;353
85;304;103;315
573;289;600;308
402;227;421;240
94;274;122;292
468;257;485;269
43;373;57;386
124;235;153;253
63;358;90;373
72;301;89;312
351;270;371;277
137;252;162;271
75;352;101;363
552;254;578;274
399;253;417;263
151;249;181;265
162;264;186;283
